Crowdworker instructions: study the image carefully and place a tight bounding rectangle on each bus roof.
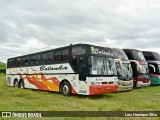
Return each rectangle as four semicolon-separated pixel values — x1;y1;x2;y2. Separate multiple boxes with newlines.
142;51;159;53
7;43;112;59
113;48;129;61
123;48;141;52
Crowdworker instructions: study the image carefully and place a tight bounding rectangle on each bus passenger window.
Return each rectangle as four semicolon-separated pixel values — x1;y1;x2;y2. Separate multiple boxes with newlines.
15;58;21;67
62;49;69;61
35;54;41;65
55;51;62;62
41;53;47;63
22;57;30;66
30;56;35;65
8;59;15;67
46;52;53;63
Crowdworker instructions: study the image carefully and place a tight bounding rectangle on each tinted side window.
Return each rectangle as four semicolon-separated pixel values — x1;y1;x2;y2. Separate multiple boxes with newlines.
31;54;40;65
41;51;54;64
15;58;22;67
8;59;15;67
35;54;41;65
143;52;153;60
55;51;62;62
153;52;160;61
46;52;53;63
41;53;47;63
62;49;69;61
55;48;69;62
31;56;35;65
22;56;30;66
72;46;86;56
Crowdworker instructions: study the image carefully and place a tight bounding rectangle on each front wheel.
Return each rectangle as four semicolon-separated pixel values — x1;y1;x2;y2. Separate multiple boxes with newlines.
61;82;71;96
19;80;25;89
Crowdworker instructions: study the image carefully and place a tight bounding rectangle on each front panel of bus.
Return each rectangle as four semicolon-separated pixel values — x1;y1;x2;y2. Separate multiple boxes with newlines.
123;49;150;87
133;51;150;87
148;63;160;85
113;48;133;91
70;45;118;95
143;51;160;61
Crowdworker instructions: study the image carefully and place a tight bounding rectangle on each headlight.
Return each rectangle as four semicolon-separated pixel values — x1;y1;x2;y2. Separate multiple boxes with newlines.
118;80;122;85
114;81;118;84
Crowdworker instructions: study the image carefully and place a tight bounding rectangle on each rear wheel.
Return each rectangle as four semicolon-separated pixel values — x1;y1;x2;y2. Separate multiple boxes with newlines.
19;80;25;89
14;80;18;88
61;82;71;96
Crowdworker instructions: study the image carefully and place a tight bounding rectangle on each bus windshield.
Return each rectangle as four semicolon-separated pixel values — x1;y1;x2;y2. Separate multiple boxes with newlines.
113;48;129;61
138;64;148;73
137;64;149;78
132;51;146;61
143;52;160;61
89;56;117;76
153;52;160;61
116;62;133;80
156;64;160;74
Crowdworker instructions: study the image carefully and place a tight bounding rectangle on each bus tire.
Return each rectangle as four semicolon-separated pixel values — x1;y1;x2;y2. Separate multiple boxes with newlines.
19;80;25;89
61;81;71;96
14;79;18;88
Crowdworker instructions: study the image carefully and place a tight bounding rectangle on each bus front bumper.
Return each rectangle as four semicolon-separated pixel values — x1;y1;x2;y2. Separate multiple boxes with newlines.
89;84;118;95
136;81;150;87
118;85;133;91
118;80;133;91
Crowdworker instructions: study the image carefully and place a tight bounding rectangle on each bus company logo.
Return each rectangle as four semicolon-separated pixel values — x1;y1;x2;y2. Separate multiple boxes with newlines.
79;82;87;91
40;65;68;71
92;47;114;56
96;78;103;81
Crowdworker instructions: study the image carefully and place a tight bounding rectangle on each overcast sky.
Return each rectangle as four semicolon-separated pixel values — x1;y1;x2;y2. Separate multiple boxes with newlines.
1;0;160;62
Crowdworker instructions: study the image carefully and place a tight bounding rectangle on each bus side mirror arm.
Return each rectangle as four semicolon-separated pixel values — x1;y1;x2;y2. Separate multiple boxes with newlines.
130;60;140;68
115;59;123;69
149;64;156;73
130;60;141;72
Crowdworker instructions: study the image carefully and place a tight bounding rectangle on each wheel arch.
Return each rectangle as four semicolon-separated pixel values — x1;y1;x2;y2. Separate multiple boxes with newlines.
13;78;18;87
13;78;18;84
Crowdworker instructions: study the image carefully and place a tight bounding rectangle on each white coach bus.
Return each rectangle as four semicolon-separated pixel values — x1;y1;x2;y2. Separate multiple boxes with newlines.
6;43;119;96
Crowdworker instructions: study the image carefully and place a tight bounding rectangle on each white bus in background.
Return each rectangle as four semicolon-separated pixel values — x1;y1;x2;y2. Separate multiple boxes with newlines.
6;43;119;96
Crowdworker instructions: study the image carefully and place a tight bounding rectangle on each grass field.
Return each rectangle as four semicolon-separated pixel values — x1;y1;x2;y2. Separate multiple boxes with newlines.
0;62;6;74
0;73;160;120
0;62;6;69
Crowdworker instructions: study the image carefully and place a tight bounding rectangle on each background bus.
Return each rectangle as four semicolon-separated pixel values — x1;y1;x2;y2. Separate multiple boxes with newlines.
6;43;118;96
142;51;160;61
142;51;160;85
147;61;160;85
113;48;133;91
123;49;150;88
